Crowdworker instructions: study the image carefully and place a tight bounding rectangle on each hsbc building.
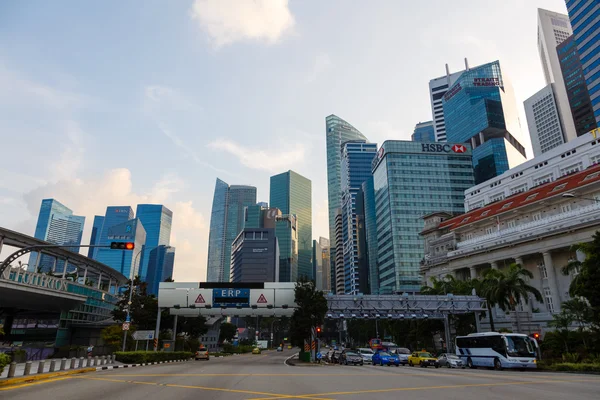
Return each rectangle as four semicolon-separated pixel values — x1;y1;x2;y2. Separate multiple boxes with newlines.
369;140;474;295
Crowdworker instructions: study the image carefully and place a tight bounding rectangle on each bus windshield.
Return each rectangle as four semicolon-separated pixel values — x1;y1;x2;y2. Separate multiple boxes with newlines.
504;335;536;357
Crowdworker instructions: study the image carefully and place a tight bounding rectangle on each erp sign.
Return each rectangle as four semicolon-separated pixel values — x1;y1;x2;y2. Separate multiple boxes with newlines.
213;288;250;308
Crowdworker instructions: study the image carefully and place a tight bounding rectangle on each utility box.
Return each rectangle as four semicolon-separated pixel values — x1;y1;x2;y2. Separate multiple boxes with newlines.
162;340;174;352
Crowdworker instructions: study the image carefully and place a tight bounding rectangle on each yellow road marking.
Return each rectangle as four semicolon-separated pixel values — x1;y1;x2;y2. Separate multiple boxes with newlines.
0;377;71;391
246;378;600;400
70;376;333;400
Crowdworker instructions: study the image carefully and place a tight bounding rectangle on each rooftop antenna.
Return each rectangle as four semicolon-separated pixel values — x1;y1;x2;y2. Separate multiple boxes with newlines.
465;57;470;71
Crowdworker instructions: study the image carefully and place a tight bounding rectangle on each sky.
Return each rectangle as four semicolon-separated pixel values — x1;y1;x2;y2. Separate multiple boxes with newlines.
0;0;570;282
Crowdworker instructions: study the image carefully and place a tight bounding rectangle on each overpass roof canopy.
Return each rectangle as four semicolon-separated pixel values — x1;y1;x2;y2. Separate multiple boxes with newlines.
0;226;127;284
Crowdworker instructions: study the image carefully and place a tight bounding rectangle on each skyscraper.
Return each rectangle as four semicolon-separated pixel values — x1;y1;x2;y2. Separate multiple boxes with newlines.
429;62;467;142
92;206;135;259
326;115;368;287
206;178;257;282
442;60;527;184
557;35;598;136
230;228;279;283
565;0;600;125
95;218;146;279
340;141;377;294
146;245;175;295
136;204;173;288
88;216;105;258
270;170;312;280
333;209;344;294
372;141;474;294
411;121;435;142
536;8;577;141
524;84;566;156
361;176;379;294
314;237;330;292
28;199;85;273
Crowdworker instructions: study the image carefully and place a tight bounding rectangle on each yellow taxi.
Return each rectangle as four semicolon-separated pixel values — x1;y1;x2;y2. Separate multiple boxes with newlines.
408;350;440;368
252;347;262;354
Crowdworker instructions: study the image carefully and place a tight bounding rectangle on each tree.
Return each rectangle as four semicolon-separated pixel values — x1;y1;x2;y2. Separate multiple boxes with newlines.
561;232;600;327
219;322;237;343
112;276;159;330
289;277;328;349
102;324;135;351
562;298;592;348
548;311;574;353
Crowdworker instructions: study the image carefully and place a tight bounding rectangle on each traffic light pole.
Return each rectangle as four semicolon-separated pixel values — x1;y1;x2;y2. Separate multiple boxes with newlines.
122;249;143;352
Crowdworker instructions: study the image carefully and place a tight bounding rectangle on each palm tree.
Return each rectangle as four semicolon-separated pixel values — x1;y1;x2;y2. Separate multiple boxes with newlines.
480;263;543;332
562;298;592;348
548;311;574;353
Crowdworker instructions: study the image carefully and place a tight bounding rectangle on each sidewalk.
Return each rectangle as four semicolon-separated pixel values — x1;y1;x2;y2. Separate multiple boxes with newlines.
0;358;121;379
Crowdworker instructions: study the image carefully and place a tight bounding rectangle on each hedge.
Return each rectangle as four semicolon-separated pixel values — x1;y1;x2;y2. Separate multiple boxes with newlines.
114;351;193;364
545;363;600;373
222;344;255;354
0;353;10;375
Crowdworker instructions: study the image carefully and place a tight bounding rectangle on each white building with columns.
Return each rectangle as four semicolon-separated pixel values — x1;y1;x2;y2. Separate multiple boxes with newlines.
420;148;600;333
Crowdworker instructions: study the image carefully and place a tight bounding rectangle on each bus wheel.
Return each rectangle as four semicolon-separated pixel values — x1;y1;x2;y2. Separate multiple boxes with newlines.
467;358;474;369
494;358;503;370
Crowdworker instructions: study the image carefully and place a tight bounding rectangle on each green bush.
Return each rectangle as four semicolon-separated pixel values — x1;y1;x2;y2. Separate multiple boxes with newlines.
0;353;11;375
562;352;581;363
549;363;600;373
222;344;254;354
114;351;193;364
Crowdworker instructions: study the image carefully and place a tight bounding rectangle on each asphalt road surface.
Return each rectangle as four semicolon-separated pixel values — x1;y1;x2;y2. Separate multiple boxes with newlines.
2;349;600;399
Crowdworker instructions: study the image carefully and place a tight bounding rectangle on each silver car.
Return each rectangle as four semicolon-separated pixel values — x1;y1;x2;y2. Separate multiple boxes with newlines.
357;348;374;364
438;353;465;368
393;347;411;365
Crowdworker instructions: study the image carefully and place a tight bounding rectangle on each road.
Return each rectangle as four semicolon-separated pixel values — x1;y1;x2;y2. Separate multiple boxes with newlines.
2;349;600;399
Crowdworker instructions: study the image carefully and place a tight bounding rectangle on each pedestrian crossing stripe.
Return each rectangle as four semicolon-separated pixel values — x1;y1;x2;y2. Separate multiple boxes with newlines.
195;294;205;303
257;294;268;303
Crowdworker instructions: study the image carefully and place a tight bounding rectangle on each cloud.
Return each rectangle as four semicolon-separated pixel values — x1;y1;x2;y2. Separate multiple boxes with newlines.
144;85;201;113
207;138;305;172
305;53;332;84
15;169;209;281
51;120;86;181
190;0;295;47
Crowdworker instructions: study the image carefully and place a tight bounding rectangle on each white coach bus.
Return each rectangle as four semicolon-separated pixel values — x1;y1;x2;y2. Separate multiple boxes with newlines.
455;332;539;370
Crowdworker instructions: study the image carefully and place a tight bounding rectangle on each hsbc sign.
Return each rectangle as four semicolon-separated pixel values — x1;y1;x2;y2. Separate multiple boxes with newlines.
421;143;468;153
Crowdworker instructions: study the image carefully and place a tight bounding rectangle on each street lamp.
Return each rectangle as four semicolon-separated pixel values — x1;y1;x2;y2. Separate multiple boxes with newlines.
562;192;600;202
122;248;143;351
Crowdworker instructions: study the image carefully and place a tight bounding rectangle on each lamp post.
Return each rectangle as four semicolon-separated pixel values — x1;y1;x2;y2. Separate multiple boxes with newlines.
562;192;600;202
122;249;143;352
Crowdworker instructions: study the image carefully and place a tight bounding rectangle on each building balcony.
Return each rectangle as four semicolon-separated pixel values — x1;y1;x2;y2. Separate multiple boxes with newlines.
449;202;600;257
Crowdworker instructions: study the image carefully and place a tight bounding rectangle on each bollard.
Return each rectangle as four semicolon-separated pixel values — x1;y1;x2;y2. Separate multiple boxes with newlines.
49;359;57;372
24;361;32;376
94;356;99;367
7;362;17;378
70;358;76;370
60;358;67;371
85;357;91;367
38;360;46;374
78;357;84;368
101;355;106;365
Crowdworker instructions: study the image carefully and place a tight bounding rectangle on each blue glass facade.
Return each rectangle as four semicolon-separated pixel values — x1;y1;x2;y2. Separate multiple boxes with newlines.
361;176;379;294
135;204;173;285
565;0;600;124
29;199;85;273
87;216;105;258
558;35;598;136
206;179;257;282
412;121;436;142
442;60;526;184
95;218;146;279
326;115;369;290
270;170;312;280
146;245;175;295
372;141;474;294
92;206;134;259
340;141;377;294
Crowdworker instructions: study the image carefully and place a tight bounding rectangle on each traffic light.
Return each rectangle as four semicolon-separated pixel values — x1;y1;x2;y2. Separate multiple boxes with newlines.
532;332;540;340
316;326;321;334
110;242;135;250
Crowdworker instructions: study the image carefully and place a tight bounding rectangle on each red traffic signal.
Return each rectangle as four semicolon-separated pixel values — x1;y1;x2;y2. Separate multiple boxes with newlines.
533;332;540;339
316;327;321;333
110;242;135;250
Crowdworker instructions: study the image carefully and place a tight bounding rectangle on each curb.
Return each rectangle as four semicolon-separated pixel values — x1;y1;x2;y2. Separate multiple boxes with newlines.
0;368;96;387
95;358;189;371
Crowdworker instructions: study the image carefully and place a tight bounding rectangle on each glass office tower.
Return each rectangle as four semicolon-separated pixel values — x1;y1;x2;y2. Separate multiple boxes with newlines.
87;216;105;258
29;199;85;273
412;121;436;142
146;245;175;295
372;141;474;294
442;60;527;184
92;206;135;259
565;0;600;125
270;170;312;280
340;141;377;294
326;115;369;289
206;178;257;282
136;204;173;287
96;218;146;279
558;35;598;136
